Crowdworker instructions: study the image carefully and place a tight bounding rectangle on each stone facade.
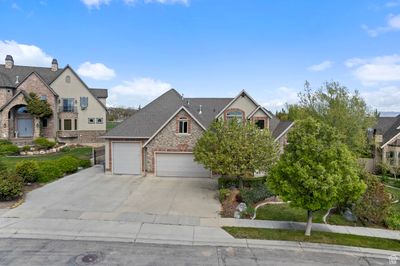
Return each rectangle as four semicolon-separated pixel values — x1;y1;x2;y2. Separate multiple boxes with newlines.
59;130;106;144
145;110;204;173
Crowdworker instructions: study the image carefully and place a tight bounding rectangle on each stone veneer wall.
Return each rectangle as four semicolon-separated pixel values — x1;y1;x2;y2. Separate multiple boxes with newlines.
145;110;204;173
58;130;106;144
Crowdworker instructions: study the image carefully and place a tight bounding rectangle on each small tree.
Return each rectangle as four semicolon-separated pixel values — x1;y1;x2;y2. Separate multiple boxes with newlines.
194;119;279;189
26;92;53;136
268;118;365;236
380;162;400;180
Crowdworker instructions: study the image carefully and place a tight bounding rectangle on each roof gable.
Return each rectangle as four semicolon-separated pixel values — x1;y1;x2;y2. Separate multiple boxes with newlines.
16;72;58;96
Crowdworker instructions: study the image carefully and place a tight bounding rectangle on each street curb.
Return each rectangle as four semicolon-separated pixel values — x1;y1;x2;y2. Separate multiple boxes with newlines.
0;232;398;259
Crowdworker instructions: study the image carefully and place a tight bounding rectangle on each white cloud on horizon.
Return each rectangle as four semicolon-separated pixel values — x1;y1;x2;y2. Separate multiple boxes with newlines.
261;86;298;112
345;54;400;85
82;0;188;8
361;86;400;112
80;0;111;9
362;14;400;37
307;60;333;72
77;62;116;80
108;77;172;107
0;40;53;67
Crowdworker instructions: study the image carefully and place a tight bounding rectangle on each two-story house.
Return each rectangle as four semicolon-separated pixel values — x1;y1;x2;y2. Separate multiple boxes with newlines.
0;55;107;144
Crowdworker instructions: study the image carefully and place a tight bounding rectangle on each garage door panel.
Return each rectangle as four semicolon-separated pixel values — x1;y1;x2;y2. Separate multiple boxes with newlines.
156;153;210;177
113;142;141;175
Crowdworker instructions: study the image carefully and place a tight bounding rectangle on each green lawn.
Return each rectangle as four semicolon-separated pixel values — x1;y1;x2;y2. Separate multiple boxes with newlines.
256;204;362;226
1;147;92;168
223;227;400;251
386;186;400;212
106;121;120;131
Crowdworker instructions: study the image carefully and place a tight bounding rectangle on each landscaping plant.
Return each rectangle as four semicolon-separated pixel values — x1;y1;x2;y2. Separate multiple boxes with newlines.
34;137;56;150
26;92;53;136
194;119;279;189
268;118;365;236
57;156;80;174
0;173;23;201
15;160;40;183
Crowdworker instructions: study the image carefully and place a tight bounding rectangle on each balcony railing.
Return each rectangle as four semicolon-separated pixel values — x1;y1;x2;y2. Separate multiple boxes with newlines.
58;106;77;113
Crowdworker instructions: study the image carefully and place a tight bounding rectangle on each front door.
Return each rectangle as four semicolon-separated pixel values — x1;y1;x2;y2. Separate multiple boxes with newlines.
17;119;33;137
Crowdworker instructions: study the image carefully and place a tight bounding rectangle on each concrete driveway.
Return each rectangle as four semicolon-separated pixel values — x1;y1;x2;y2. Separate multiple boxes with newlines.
2;166;221;224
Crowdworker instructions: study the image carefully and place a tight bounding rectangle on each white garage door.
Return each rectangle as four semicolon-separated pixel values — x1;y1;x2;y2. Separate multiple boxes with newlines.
155;153;211;178
112;142;142;175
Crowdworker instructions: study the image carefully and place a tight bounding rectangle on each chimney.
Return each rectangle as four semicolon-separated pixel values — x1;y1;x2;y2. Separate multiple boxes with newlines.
51;59;58;71
5;55;13;69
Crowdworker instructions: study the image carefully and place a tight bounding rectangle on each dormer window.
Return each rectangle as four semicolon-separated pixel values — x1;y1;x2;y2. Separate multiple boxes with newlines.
255;119;265;129
178;117;189;134
65;75;71;83
226;109;244;123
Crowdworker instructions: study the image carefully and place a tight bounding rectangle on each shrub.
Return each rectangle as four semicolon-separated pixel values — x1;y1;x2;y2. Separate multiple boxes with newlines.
0;173;23;201
379;175;389;183
0;144;19;155
15;160;40;183
34;137;56;150
240;184;274;206
21;145;31;152
241;205;255;219
219;188;231;202
60;146;71;153
354;175;392;225
0;140;12;145
37;161;64;183
218;176;266;189
57;156;79;174
385;211;400;230
79;159;92;168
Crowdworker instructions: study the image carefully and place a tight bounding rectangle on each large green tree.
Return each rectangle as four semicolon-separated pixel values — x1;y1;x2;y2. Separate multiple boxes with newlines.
194;119;279;188
26;92;53;136
276;81;377;156
268;118;365;236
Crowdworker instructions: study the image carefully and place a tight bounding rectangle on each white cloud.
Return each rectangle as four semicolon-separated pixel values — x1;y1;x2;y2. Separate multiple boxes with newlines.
361;86;400;112
0;40;52;67
345;54;400;85
109;77;172;107
386;1;400;7
81;0;111;9
144;0;189;5
362;14;400;37
261;86;298;112
307;60;333;72
77;62;116;80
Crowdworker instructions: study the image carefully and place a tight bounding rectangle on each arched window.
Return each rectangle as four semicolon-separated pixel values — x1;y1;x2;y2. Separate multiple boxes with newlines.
17;106;28;114
65;75;71;83
226;110;244;123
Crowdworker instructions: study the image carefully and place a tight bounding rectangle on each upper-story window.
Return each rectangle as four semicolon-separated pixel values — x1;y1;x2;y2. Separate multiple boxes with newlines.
17;106;28;114
65;75;71;83
226;110;244;123
40;95;47;101
255;118;266;129
62;98;75;112
178;117;189;134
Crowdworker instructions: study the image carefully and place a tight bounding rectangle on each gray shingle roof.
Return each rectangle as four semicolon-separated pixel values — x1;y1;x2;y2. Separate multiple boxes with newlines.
89;88;108;98
0;64;64;88
375;115;400;146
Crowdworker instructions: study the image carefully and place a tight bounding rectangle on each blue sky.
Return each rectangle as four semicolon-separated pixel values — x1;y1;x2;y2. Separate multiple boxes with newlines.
0;0;400;112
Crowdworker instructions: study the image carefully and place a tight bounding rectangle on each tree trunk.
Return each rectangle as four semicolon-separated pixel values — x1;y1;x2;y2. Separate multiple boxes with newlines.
305;210;313;236
238;176;244;189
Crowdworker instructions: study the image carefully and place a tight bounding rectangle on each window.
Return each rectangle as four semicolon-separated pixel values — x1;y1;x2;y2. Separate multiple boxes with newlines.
178;117;188;134
255;119;265;129
80;97;88;109
42;118;48;128
58;119;61;130
64;119;72;130
17;106;28;114
65;75;71;83
88;118;95;124
387;151;395;165
74;119;78;130
96;118;103;124
40;95;47;101
226;110;244;123
62;98;74;112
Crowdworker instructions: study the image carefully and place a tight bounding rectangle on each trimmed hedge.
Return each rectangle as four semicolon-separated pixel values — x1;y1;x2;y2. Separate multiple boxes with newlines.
37;161;64;183
0;143;19;155
0;173;23;201
79;159;92;168
34;137;56;150
218;176;267;189
15;160;40;183
240;185;274;206
57;156;80;174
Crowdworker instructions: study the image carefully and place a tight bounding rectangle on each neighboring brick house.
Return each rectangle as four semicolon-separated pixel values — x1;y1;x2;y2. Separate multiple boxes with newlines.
370;115;400;171
0;55;108;145
104;89;293;177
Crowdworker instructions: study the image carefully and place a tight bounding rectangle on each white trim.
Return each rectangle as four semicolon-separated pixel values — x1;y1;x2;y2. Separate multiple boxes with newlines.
247;106;273;119
154;151;212;178
111;140;143;175
143;106;206;147
215;90;262;118
381;131;400;148
274;122;295;142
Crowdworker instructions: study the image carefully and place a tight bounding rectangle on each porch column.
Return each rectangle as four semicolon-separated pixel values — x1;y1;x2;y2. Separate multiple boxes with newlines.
34;117;40;138
0;112;9;139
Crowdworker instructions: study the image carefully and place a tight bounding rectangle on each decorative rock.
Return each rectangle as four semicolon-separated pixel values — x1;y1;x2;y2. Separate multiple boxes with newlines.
343;208;357;222
236;202;247;212
20;152;26;156
33;151;39;155
234;211;241;219
27;152;34;156
39;150;46;155
30;147;35;151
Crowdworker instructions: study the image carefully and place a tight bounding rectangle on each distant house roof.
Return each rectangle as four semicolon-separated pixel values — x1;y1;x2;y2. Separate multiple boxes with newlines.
374;115;400;148
89;88;108;98
0;64;64;88
104;89;293;140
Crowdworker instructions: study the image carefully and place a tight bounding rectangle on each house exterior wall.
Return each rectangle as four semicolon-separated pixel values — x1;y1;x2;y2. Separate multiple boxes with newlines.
145;110;204;173
0;88;13;105
218;94;258;120
17;74;57;139
50;68;106;132
0;93;27;138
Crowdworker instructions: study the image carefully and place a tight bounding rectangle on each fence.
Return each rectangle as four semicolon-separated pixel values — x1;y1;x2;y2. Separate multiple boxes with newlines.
93;146;105;166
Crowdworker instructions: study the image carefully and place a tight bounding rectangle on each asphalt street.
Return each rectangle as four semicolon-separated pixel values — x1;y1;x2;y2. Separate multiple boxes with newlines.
0;238;391;266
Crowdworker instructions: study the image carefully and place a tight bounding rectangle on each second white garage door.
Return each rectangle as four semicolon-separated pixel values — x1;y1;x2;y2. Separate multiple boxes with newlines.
155;153;211;178
112;142;142;175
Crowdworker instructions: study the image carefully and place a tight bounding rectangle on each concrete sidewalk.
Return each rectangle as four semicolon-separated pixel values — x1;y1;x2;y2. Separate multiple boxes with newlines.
219;218;400;240
0;217;399;259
